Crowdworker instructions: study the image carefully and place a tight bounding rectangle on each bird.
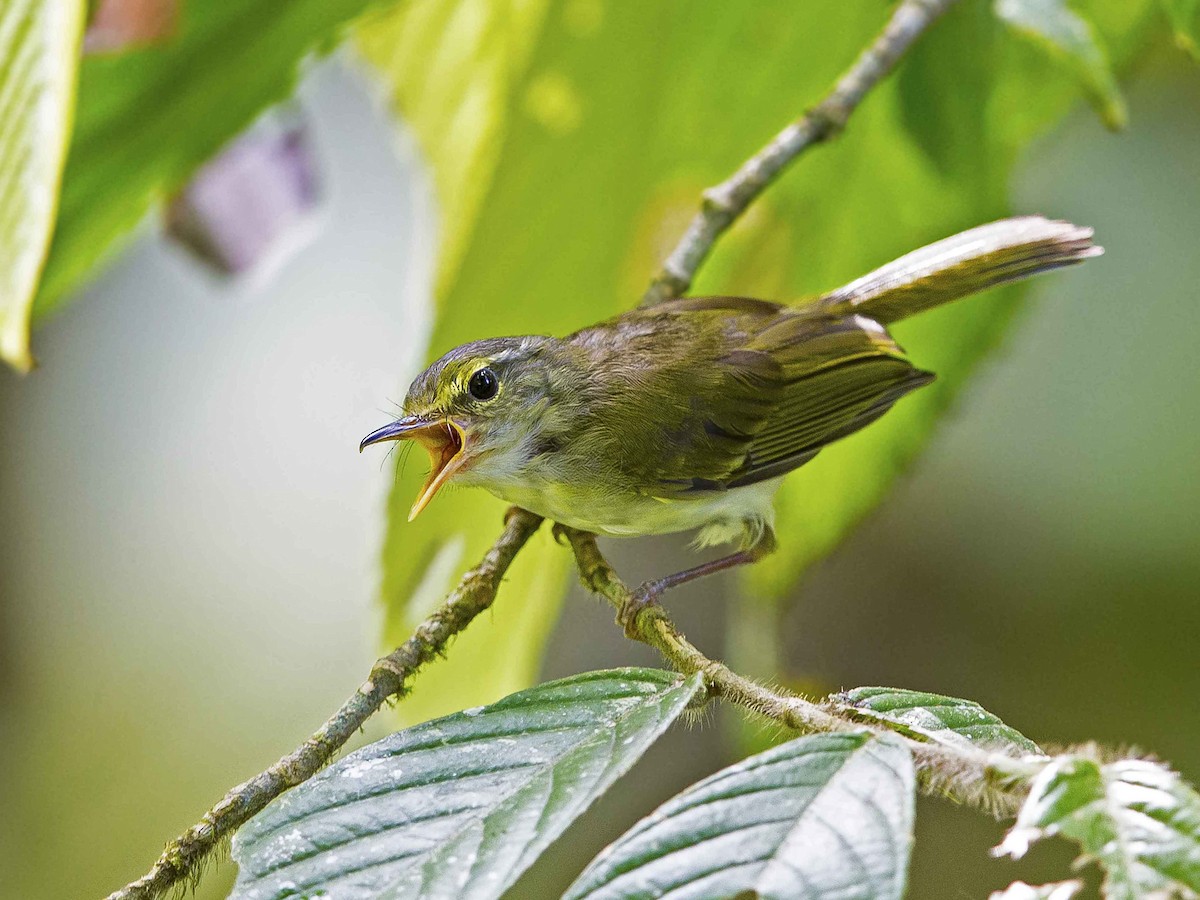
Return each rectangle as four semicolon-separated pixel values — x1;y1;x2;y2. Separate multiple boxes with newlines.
361;216;1100;632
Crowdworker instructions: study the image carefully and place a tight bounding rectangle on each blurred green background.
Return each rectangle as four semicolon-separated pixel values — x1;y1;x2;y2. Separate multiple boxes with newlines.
1;3;1198;898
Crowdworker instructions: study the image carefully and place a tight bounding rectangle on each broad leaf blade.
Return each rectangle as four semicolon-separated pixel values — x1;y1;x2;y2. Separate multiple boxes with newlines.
0;0;85;372
231;669;701;900
997;755;1200;899
564;731;916;900
358;1;1160;717
359;0;569;726
836;686;1041;756
994;0;1127;128
31;0;380;325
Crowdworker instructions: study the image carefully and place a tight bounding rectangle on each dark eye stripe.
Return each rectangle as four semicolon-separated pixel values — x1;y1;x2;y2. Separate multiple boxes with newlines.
468;367;499;401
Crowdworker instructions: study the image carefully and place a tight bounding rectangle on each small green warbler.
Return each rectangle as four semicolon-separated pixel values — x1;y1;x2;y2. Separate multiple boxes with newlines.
362;217;1099;629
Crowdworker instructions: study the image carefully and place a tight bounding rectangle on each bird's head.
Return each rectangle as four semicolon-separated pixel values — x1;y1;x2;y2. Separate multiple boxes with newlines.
360;336;577;519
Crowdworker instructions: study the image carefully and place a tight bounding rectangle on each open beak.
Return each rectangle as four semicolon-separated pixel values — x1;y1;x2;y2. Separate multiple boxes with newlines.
359;415;468;521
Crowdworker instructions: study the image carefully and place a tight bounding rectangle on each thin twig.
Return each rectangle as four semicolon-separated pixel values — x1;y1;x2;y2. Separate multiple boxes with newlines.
105;510;543;900
559;525;1039;817
641;0;959;307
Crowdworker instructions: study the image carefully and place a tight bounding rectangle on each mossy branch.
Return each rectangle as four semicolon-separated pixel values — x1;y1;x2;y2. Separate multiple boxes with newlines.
105;511;543;900
641;0;960;306
557;525;1044;818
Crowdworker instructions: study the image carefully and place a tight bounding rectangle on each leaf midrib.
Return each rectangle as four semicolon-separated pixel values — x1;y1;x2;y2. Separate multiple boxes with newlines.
240;681;688;899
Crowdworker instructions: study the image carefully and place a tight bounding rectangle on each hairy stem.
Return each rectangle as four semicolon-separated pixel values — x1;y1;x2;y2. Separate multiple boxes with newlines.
105;511;543;900
641;0;959;307
559;526;1039;817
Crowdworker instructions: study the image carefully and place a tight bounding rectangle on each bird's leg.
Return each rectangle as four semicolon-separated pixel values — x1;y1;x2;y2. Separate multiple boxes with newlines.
618;527;776;639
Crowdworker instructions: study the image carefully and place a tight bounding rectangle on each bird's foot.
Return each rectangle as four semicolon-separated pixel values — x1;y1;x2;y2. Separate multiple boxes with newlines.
617;583;660;640
551;522;572;545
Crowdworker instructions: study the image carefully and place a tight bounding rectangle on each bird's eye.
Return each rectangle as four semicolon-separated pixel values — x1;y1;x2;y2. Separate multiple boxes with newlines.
468;367;499;401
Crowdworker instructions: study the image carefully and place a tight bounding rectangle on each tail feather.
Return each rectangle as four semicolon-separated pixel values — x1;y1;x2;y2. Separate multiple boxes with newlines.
813;216;1101;325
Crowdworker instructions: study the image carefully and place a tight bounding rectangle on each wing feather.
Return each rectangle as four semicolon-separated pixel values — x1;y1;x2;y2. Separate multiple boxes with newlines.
570;296;935;498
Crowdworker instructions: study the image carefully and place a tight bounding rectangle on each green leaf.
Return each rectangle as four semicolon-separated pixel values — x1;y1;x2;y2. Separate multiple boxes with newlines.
564;731;916;900
997;754;1200;899
0;0;86;372
377;493;570;727
359;0;570;726
835;686;1042;756
358;1;1159;713
994;0;1128;129
30;0;379;327
990;881;1083;900
230;669;702;900
1163;0;1200;56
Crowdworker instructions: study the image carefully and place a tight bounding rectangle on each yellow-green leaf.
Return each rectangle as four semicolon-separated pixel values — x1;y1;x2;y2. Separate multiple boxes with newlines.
359;1;1161;718
994;0;1128;129
1163;0;1200;56
0;0;86;372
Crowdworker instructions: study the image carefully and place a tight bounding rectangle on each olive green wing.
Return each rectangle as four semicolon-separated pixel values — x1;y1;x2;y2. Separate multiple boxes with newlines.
592;296;787;495
723;313;933;488
644;308;933;496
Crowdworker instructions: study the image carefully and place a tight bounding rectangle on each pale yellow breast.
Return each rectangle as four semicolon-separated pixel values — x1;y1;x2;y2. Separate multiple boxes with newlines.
487;476;782;547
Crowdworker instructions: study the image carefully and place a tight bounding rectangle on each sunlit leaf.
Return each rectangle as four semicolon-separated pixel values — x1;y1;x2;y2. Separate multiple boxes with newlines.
836;686;1042;756
565;731;916;900
357;0;1161;717
997;754;1200;899
31;0;380;326
0;0;86;372
994;0;1127;128
376;492;570;727
231;669;701;900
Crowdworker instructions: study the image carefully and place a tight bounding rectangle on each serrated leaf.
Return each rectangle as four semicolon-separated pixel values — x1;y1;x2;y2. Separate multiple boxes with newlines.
835;686;1042;756
994;0;1127;129
231;669;702;900
1163;0;1200;56
564;731;916;900
990;881;1083;900
997;754;1200;899
30;0;380;328
0;0;86;372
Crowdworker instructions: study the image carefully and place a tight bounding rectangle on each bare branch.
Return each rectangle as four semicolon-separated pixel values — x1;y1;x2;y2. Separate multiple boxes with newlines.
558;525;1039;817
106;510;544;900
641;0;959;307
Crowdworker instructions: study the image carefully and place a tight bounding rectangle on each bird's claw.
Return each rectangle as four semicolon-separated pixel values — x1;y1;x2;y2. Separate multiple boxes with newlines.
551;522;571;545
617;584;658;640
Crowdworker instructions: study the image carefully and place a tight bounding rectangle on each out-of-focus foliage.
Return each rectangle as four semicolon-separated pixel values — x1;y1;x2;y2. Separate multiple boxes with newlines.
232;669;700;900
994;0;1128;128
357;0;1160;723
0;0;85;372
998;754;1200;898
564;731;916;900
28;0;379;328
1163;0;1200;55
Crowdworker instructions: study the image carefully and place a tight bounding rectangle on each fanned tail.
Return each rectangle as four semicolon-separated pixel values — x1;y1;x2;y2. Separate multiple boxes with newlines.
813;216;1101;325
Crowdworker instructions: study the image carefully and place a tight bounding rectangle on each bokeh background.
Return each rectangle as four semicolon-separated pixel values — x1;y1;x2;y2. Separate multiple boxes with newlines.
1;4;1198;899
